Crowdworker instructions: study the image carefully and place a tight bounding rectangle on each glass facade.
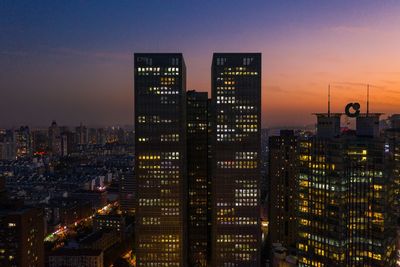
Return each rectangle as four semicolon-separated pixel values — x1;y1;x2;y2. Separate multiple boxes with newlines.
211;53;261;266
134;53;187;266
187;90;209;266
298;116;397;267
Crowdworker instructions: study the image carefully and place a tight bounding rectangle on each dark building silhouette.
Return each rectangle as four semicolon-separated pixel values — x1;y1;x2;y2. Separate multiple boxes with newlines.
48;120;62;155
298;113;397;266
211;53;262;266
75;123;88;146
134;53;187;266
119;170;136;215
386;115;400;222
187;90;209;266
268;130;298;251
0;204;45;267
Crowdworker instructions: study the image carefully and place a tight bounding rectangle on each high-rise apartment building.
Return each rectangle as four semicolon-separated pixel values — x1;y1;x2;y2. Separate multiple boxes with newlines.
134;53;187;266
211;53;261;266
15;126;31;158
268;130;298;250
298;113;397;267
0;205;45;267
187;90;209;266
48;120;62;155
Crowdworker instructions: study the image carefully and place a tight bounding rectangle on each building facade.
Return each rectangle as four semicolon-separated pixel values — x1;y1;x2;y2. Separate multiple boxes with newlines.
268;130;298;250
211;53;261;266
298;114;397;267
0;206;44;267
134;53;187;266
187;90;209;266
119;171;136;215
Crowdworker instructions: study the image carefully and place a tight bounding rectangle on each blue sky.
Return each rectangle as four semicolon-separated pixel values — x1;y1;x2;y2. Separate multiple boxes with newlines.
1;1;399;127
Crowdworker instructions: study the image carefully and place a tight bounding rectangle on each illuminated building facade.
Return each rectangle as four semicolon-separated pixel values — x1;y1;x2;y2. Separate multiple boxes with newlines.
386;115;400;219
187;90;209;266
119;171;136;215
15;126;31;158
268;130;298;250
211;53;261;266
0;206;44;267
298;113;397;267
134;53;187;266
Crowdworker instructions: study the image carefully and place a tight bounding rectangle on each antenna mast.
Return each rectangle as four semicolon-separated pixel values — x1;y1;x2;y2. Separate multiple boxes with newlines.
328;84;331;117
367;84;370;116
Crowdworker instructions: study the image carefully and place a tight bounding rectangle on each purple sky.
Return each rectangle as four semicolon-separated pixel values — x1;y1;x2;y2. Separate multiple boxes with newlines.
1;1;399;128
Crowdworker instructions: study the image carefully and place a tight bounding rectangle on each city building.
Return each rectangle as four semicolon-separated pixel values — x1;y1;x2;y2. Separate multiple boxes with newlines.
119;171;136;214
211;53;262;266
0;130;16;160
268;130;298;251
76;123;88;147
32;129;49;154
48;248;103;267
0;205;44;267
93;214;126;237
15;126;32;158
297;112;397;266
48;121;62;155
134;53;187;266
187;90;209;266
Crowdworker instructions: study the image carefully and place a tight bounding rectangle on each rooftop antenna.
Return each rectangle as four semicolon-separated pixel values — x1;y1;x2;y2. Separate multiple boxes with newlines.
367;84;370;116
328;84;331;117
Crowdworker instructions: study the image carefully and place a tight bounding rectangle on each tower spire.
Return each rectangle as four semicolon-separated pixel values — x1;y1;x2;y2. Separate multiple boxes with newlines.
328;84;331;117
367;84;370;116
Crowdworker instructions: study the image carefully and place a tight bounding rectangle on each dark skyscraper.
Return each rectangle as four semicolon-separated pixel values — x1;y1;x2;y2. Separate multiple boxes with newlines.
0;205;44;267
187;90;209;266
119;171;136;215
268;130;298;250
298;113;397;267
48;120;62;156
211;53;261;266
134;53;187;266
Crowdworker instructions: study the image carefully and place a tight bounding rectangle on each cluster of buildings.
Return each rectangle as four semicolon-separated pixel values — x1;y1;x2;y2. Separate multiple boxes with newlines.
0;122;134;160
268;111;400;266
0;126;136;266
1;51;399;267
134;53;262;266
133;53;400;267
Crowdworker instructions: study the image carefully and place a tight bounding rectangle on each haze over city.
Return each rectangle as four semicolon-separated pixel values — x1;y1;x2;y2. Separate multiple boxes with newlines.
1;0;400;128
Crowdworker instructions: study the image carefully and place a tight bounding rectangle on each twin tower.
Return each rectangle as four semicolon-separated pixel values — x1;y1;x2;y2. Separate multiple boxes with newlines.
134;53;262;266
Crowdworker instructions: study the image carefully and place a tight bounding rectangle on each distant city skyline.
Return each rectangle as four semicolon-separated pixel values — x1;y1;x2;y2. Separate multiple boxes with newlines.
1;1;400;128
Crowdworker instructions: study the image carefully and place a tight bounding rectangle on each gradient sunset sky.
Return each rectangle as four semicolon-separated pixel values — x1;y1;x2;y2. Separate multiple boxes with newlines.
1;1;399;128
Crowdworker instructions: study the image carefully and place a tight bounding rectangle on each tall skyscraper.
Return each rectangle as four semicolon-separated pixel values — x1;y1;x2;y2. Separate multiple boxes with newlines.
298;112;397;267
268;130;298;251
187;90;209;266
211;53;261;266
134;53;187;266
